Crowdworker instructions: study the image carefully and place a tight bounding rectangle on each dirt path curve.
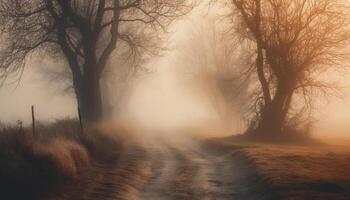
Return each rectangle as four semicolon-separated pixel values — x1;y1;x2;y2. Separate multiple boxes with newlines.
139;135;243;200
60;134;260;200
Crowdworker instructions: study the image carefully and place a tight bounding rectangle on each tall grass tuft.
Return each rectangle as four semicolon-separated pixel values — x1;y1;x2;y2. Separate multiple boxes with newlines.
0;119;92;200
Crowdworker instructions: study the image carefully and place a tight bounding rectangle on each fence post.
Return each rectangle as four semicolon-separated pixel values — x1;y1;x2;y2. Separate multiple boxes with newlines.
31;105;36;136
78;106;84;134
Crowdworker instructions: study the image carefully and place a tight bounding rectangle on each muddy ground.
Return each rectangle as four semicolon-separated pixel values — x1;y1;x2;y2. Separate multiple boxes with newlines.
58;134;272;200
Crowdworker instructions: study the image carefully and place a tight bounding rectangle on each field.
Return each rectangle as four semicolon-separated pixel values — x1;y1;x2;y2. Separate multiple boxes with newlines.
207;138;350;200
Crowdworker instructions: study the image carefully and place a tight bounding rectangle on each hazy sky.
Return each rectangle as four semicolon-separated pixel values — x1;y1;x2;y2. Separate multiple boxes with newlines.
0;66;77;124
1;3;350;138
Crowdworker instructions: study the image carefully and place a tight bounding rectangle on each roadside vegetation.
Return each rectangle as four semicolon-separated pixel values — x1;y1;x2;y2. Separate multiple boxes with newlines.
0;119;148;200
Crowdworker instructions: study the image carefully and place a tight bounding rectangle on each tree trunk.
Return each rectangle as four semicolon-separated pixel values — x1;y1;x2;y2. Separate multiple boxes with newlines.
257;80;294;136
255;0;272;106
73;69;103;124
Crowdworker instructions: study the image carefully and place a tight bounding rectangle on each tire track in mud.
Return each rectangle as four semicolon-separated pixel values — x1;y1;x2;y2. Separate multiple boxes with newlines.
58;140;151;200
85;143;152;200
58;135;257;200
140;136;240;200
141;140;201;199
87;146;149;200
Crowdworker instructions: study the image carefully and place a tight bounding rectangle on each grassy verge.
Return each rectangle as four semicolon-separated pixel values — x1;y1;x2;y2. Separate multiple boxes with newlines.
206;139;350;200
0;119;148;200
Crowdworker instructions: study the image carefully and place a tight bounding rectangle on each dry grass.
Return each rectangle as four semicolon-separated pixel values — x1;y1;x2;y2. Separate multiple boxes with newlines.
0;120;93;200
0;119;152;200
0;119;118;200
215;140;350;200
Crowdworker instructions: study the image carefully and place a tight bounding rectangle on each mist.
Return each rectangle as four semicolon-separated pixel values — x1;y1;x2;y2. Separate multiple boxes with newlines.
2;1;350;199
0;1;350;141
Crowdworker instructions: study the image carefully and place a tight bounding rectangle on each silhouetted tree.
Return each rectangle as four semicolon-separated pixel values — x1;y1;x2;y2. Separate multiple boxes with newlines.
229;0;350;138
0;0;190;123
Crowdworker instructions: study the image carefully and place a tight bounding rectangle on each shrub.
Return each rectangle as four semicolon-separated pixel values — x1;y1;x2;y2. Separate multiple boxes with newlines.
0;121;91;200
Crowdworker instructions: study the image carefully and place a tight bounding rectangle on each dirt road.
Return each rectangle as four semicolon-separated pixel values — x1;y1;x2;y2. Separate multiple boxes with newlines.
62;134;264;200
139;135;251;200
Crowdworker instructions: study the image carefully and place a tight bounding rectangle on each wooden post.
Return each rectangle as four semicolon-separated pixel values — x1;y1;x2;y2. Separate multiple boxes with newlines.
31;105;36;136
78;106;84;134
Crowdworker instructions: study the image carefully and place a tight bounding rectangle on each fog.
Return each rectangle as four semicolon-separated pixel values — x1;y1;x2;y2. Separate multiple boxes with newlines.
0;65;77;124
1;3;350;140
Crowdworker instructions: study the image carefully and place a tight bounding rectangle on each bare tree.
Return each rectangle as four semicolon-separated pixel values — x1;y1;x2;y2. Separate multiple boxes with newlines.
229;0;350;138
0;0;190;123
